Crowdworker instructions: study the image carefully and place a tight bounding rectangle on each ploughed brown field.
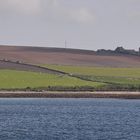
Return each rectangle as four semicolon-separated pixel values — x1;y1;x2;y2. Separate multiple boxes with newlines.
0;45;140;67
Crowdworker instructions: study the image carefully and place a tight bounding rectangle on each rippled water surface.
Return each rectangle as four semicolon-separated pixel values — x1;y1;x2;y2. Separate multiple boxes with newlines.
0;98;140;140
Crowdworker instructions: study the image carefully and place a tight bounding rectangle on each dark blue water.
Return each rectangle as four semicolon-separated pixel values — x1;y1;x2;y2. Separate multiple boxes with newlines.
0;98;140;140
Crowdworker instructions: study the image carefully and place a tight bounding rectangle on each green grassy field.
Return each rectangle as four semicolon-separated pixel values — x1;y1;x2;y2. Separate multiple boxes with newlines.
44;65;140;87
0;70;103;89
44;65;140;77
0;64;140;91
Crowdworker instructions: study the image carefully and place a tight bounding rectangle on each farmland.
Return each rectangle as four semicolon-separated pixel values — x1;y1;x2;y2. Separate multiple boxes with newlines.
44;65;140;77
0;45;139;91
0;70;103;90
0;64;139;91
44;65;140;89
0;45;140;67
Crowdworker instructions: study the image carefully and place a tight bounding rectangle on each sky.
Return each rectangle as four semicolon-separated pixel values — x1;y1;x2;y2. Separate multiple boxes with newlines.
0;0;140;51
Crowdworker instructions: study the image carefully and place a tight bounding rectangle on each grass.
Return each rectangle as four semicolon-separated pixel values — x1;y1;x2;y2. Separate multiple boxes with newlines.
77;75;140;85
0;70;104;89
0;64;140;91
44;64;140;78
44;64;140;87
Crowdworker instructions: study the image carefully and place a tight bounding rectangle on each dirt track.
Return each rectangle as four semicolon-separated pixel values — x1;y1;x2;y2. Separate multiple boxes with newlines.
0;45;139;67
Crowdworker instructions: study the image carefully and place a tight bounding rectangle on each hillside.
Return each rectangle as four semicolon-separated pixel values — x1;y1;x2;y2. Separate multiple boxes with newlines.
0;45;140;67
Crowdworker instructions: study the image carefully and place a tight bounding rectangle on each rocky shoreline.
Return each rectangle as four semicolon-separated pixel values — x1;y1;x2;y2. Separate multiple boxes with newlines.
0;91;140;99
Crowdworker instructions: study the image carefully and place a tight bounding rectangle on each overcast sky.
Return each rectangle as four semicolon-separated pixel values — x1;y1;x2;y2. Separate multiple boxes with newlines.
0;0;140;50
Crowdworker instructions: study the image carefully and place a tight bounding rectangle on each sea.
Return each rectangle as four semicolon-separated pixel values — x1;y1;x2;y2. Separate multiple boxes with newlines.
0;98;140;140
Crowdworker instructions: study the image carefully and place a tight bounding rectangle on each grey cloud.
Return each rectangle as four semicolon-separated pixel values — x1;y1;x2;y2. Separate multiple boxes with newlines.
0;0;95;24
0;0;139;50
0;0;42;15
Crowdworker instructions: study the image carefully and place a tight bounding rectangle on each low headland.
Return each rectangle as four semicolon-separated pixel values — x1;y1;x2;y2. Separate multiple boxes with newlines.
0;45;139;98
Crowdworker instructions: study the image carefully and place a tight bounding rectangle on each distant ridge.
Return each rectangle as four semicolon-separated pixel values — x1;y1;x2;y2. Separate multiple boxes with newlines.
0;45;96;55
0;45;139;67
0;45;139;56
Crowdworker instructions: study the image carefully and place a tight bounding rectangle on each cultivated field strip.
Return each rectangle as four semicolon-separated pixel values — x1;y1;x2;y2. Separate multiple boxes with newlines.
0;60;66;75
0;45;140;67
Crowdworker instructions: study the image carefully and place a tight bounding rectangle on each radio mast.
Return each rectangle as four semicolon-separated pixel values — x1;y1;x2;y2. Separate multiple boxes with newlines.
65;40;67;49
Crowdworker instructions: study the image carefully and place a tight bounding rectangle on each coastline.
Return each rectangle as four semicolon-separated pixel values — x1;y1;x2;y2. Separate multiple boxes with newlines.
0;91;140;99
